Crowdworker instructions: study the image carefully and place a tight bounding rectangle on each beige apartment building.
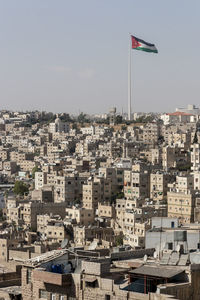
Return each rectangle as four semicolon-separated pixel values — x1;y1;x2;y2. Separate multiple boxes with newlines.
49;117;69;134
82;176;112;210
99;167;124;194
7;206;20;225
150;172;173;203
168;175;196;224
0;149;9;161
162;146;176;169
3;161;17;175
44;221;68;244
82;179;101;210
35;171;48;190
191;143;200;171
115;198;126;229
18;160;37;172
73;226;114;247
115;198;152;248
124;170;150;199
37;214;51;233
168;191;195;224
141;122;159;144
124;220;148;248
167;131;191;147
65;206;94;226
98;202;116;219
6;201;67;231
194;172;200;190
10;151;34;163
46;174;86;205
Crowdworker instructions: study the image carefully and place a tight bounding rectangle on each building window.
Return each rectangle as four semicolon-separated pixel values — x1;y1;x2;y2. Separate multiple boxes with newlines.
85;280;98;288
105;295;111;300
51;294;56;300
39;289;48;299
27;268;32;284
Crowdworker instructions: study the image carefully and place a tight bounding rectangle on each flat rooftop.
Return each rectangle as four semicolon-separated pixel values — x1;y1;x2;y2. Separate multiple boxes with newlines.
129;265;184;279
0;286;21;295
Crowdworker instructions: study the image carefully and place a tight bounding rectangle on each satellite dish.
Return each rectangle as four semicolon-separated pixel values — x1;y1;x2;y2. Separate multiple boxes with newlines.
143;255;148;263
61;239;68;249
176;244;180;253
153;251;158;259
161;242;166;250
156;245;160;253
88;240;98;250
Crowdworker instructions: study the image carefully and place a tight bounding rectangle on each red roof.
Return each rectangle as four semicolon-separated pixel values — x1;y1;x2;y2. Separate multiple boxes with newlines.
166;111;192;116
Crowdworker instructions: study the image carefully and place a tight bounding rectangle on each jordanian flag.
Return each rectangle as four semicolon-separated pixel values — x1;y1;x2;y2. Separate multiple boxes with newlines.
131;35;158;53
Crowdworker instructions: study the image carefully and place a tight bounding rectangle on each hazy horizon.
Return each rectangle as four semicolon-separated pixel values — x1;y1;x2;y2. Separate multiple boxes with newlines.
0;0;200;114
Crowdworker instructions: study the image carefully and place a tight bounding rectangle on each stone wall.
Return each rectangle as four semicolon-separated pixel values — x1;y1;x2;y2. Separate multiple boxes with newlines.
157;283;192;300
111;248;154;261
9;249;31;261
76;248;110;257
0;270;21;288
191;266;200;300
22;266;76;300
81;259;110;276
21;267;33;300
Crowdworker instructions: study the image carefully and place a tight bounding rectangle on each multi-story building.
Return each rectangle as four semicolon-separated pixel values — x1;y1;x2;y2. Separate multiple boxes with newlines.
46;174;87;205
150;172;173;203
7;201;67;231
168;175;197;224
65;206;94;226
124;170;150;199
49;117;69;134
191;143;200;171
73;226;114;246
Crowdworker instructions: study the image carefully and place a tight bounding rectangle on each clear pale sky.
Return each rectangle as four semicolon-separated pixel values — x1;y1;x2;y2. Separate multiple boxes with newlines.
0;0;199;114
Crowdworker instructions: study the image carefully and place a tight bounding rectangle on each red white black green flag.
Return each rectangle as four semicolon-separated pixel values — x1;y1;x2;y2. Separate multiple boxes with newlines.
131;35;158;53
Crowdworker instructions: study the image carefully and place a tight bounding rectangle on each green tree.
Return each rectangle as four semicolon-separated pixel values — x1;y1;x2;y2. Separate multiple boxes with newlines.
72;123;78;130
115;235;124;246
34;149;40;157
77;113;90;123
116;192;124;199
0;208;5;221
115;115;123;124
13;181;29;196
121;125;127;131
134;115;154;123
193;131;198;144
60;113;73;123
32;166;40;179
104;116;110;125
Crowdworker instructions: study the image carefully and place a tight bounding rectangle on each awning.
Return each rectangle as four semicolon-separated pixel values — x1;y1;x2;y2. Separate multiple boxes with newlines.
129;265;184;279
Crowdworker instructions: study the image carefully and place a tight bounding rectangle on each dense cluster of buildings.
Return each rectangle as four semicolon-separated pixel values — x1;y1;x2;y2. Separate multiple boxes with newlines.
0;107;200;299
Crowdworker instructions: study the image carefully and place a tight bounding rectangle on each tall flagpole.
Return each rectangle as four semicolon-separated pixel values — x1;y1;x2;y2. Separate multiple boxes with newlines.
128;33;132;121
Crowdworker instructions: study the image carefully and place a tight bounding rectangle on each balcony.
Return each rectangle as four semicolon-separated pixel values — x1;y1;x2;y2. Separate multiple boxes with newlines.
33;269;71;286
